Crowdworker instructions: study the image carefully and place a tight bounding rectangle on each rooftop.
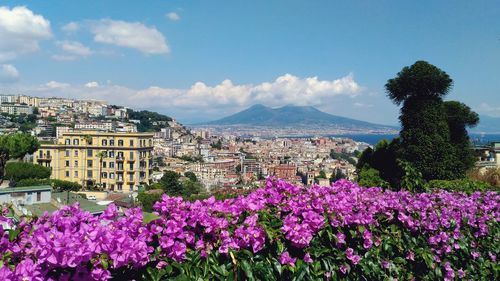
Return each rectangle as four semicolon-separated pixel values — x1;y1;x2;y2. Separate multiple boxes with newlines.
0;185;51;194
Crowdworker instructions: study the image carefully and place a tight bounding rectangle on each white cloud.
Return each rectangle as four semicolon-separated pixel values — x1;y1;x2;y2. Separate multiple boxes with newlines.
14;74;361;120
126;73;360;110
51;54;77;61
166;12;180;21
44;81;70;89
353;102;373;108
56;40;93;56
0;6;52;61
61;21;79;32
90;19;169;54
478;102;500;117
85;81;99;88
0;64;19;82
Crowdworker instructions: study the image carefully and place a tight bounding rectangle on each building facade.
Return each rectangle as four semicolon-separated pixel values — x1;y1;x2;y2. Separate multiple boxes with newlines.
34;131;154;192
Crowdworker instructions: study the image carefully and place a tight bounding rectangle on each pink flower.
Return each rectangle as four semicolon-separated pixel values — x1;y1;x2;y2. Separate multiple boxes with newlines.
304;253;313;263
279;251;296;266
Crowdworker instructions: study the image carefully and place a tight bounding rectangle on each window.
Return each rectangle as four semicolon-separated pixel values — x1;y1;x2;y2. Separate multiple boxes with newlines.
118;140;124;146
87;149;93;157
74;171;78;177
37;192;41;202
102;172;107;178
65;160;70;167
129;184;134;191
102;161;107;168
129;151;134;159
65;150;70;157
129;163;134;170
73;139;79;145
39;150;43;158
110;184;115;191
74;150;78;156
109;172;115;179
109;162;115;168
87;160;93;167
117;184;122;191
102;139;107;146
109;151;115;157
129;174;134;181
129;140;134;146
87;170;93;177
65;139;70;145
110;140;115;146
65;171;70;177
74;160;78;167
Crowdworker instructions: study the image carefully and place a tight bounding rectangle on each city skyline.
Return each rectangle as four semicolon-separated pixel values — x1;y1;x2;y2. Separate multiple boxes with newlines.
0;0;499;125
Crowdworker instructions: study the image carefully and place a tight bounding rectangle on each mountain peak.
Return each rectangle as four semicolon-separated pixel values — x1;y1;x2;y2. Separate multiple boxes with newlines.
202;104;396;131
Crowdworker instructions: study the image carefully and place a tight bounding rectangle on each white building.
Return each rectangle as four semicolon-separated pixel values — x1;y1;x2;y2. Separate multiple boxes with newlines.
0;186;52;205
0;104;33;115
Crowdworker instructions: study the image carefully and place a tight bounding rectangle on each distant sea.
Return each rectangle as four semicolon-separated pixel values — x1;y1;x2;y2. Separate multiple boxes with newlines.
326;133;500;145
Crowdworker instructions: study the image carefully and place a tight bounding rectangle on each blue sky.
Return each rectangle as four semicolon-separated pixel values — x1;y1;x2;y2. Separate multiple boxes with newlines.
0;0;499;125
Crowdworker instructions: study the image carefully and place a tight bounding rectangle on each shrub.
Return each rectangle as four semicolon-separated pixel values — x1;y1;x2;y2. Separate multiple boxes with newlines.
0;179;498;280
428;178;499;194
4;162;51;182
15;178;81;191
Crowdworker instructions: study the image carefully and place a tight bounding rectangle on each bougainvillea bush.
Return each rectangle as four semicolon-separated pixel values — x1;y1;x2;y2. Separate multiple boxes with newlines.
1;179;499;280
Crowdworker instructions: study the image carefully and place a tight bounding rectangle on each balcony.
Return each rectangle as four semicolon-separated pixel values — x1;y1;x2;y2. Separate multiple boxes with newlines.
37;154;52;161
116;156;124;162
116;166;124;171
116;177;124;182
127;158;136;162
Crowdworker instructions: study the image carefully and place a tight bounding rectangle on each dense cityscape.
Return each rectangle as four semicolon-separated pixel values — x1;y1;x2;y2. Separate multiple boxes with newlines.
0;1;499;280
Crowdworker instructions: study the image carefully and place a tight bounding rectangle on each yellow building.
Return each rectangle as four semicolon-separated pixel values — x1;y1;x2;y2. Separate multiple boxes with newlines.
34;131;154;192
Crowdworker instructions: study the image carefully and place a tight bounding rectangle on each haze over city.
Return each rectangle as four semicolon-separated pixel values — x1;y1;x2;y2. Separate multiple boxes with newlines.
0;0;499;124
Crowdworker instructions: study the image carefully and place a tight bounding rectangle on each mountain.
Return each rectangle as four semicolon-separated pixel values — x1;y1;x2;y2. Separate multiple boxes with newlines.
471;115;500;134
200;104;397;131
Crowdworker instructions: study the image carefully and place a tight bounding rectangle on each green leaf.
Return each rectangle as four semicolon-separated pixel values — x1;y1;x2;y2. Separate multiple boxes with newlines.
241;260;255;281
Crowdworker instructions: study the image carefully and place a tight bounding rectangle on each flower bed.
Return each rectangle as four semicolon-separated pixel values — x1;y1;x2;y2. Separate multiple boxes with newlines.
1;179;499;280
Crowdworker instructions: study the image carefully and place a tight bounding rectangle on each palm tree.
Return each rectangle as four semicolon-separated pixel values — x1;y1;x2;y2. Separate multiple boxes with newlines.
96;151;107;191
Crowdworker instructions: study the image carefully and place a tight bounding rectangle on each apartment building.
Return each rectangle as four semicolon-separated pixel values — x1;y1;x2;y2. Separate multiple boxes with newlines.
34;131;154;192
0;104;33;115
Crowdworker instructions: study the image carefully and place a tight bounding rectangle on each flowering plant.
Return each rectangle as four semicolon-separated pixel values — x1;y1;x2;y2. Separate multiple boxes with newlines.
1;178;498;280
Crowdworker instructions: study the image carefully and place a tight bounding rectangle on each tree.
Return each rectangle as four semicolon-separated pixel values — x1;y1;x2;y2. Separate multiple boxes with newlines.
96;151;107;190
330;169;346;183
235;164;241;174
357;139;402;188
159;171;183;196
137;192;162;212
211;140;222;149
181;180;203;198
443;101;479;175
318;170;327;179
357;167;389;188
0;133;39;178
5;162;51;182
184;171;198;182
385;61;477;181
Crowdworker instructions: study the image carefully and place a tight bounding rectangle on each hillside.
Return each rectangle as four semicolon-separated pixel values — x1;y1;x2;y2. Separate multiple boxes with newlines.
201;104;396;131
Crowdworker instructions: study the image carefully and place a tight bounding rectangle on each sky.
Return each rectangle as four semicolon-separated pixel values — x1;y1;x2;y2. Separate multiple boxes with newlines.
0;0;499;125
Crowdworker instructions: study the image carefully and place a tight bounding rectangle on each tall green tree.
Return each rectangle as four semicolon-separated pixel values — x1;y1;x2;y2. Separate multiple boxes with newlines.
443;101;479;175
385;61;477;181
